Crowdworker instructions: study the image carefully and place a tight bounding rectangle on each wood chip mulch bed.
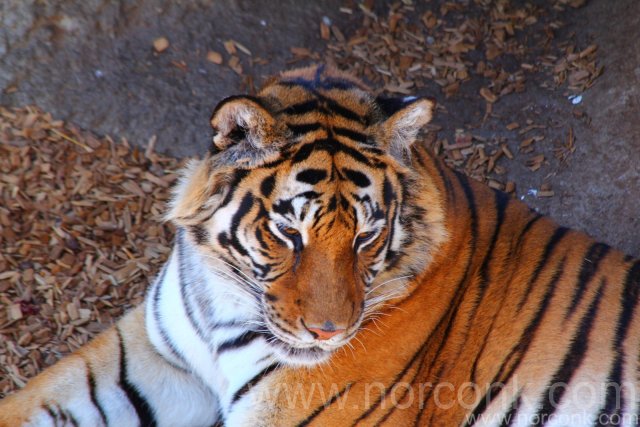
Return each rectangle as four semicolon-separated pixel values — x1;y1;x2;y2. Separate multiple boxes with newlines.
0;107;177;396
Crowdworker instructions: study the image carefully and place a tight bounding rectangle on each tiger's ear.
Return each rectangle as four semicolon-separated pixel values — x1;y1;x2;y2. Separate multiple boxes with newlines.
372;96;435;161
210;95;286;153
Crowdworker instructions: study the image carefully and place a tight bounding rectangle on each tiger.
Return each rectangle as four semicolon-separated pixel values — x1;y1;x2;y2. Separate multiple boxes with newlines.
1;64;639;427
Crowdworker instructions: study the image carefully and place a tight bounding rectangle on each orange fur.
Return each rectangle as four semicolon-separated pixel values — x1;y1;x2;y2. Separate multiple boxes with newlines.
1;65;638;427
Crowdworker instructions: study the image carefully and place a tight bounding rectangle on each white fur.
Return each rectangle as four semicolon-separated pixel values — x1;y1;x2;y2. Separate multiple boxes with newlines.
144;233;278;424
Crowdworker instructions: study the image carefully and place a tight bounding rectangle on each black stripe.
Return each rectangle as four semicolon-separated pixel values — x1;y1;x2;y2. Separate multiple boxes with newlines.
477;190;510;299
414;173;479;396
52;406;78;427
67;411;79;427
313;137;370;165
218;331;263;353
323;97;365;123
334;127;369;144
382;181;399;266
565;242;610;319
87;366;108;425
211;95;271;121
277;75;365;122
468;190;510;383
288;123;323;135
190;224;210;245
517;227;569;311
151;264;191;371
264;222;287;247
463;256;568;427
499;258;567;375
260;174;276;198
290;138;374;167
218;170;250;210
255;200;270;223
595;260;640;425
291;141;316;163
512;214;543;255
225;192;255;257
369;256;474;425
596;355;624;427
210;411;225;427
428;153;456;204
282;100;319;116
296;168;328;185
342;168;371;187
373;345;432;426
382;176;395;207
376;95;417;117
117;328;157;426
43;405;57;420
255;227;268;249
231;363;279;404
211;319;249;328
296;383;353;427
612;260;640;349
298;190;322;199
384;171;485;425
177;231;210;342
278;76;358;92
454;172;478;255
499;395;521;427
331;139;375;166
352;335;431;424
534;279;606;424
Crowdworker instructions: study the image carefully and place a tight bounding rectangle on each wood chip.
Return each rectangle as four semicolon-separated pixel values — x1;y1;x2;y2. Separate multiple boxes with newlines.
8;304;23;321
0;106;175;397
153;37;169;53
320;20;331;40
479;87;498;103
206;51;223;64
526;154;546;171
233;41;252;56
228;56;243;75
223;40;237;55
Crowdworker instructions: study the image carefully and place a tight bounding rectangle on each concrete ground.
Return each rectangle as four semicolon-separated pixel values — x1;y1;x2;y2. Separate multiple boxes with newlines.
1;0;638;256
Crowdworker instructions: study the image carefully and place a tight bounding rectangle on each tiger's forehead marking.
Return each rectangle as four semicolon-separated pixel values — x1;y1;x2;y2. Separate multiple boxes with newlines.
249;66;394;178
260;68;372;133
220;66;403;238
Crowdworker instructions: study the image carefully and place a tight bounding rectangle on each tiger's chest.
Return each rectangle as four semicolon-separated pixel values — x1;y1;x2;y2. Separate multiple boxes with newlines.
144;245;281;420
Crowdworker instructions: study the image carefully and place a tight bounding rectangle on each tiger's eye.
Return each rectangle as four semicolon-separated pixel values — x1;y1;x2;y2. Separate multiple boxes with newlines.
355;231;376;249
278;225;303;252
357;232;374;241
280;226;300;237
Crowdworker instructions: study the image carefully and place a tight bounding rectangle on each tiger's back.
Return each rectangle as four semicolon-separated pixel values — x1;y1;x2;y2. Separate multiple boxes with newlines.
244;147;640;426
0;65;638;427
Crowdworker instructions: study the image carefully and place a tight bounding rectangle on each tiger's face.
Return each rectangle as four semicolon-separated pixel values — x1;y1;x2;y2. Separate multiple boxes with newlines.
222;153;403;364
168;66;446;366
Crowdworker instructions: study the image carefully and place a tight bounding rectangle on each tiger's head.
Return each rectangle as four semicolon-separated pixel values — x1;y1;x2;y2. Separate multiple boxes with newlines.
167;65;447;366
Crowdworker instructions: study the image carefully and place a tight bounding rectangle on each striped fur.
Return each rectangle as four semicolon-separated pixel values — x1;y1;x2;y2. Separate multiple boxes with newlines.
1;65;638;427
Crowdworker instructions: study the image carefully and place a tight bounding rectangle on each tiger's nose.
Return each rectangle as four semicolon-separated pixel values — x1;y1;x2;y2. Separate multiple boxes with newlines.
304;320;345;340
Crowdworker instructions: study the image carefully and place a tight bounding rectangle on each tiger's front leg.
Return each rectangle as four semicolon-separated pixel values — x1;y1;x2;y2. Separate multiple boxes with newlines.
0;305;219;427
